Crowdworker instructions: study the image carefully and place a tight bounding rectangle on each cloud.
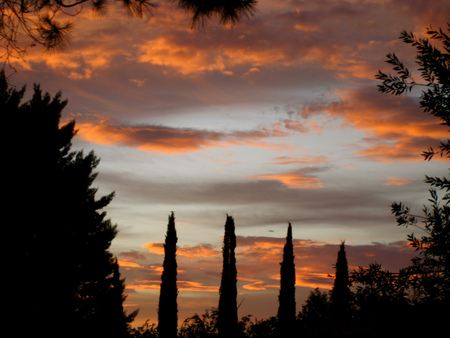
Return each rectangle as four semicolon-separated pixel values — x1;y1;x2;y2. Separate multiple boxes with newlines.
299;86;449;161
74;116;294;154
178;244;221;258
270;155;329;165
383;176;415;186
249;169;323;189
143;242;220;258
142;242;165;255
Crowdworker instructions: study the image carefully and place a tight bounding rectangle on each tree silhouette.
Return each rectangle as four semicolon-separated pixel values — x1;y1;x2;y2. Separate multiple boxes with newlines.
350;263;409;315
217;215;238;338
376;24;449;332
100;259;139;337
277;222;296;337
179;308;219;338
2;71;130;336
391;189;450;304
376;24;450;161
330;241;351;319
158;211;179;338
0;0;257;69
298;288;332;333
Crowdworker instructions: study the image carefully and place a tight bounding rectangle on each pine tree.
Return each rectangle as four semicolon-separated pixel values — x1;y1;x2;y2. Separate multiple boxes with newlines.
2;71;131;336
277;223;296;337
158;212;178;338
217;215;238;338
331;241;351;318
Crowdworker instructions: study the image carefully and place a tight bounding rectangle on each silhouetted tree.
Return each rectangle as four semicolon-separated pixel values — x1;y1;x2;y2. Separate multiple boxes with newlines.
376;24;450;162
361;24;450;335
101;259;139;337
217;215;238;338
350;263;410;314
243;316;278;338
330;241;351;318
129;320;159;338
377;21;450;310
298;288;332;332
2;71;132;336
277;222;296;337
179;308;218;338
158;212;179;338
391;190;450;304
0;0;257;68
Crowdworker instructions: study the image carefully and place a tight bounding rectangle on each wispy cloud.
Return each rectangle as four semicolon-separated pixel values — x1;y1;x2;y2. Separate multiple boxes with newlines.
75;117;289;154
249;170;323;189
383;176;415;186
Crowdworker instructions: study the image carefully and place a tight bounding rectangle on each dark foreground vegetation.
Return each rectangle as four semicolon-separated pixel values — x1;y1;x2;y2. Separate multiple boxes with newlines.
3;24;449;338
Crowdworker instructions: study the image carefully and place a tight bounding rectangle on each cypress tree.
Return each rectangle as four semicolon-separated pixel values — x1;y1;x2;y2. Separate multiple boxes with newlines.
217;215;238;338
277;223;296;337
158;212;178;338
331;241;351;318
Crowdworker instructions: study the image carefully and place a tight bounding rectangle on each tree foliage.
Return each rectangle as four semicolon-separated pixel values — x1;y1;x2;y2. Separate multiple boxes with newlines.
350;263;410;313
158;211;179;338
179;308;219;338
376;24;450;161
391;189;450;304
2;70;131;336
376;24;450;305
0;0;257;69
298;288;331;332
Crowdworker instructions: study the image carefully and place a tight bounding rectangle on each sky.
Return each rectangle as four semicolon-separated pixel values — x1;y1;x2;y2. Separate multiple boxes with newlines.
8;0;450;327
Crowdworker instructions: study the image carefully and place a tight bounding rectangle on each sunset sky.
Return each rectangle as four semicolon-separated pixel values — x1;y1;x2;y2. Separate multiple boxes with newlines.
9;0;450;327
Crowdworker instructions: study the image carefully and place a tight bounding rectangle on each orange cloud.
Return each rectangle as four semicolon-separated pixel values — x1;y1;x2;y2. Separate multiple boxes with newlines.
178;244;220;258
177;281;218;292
271;155;328;165
301;86;449;162
383;176;415;186
142;242;164;255
249;171;323;189
137;36;289;76
138;37;228;75
75;117;287;154
143;242;220;258
127;280;161;290
118;259;144;269
240;278;279;291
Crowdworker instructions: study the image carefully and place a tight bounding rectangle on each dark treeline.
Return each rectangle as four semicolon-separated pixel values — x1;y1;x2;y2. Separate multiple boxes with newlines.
4;23;450;338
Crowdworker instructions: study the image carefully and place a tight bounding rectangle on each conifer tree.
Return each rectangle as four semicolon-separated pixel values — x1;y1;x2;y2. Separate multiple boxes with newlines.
331;241;351;318
217;215;238;338
2;71;131;336
277;223;296;337
158;212;178;338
